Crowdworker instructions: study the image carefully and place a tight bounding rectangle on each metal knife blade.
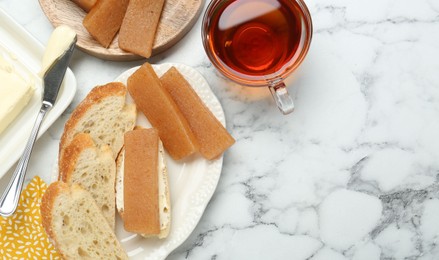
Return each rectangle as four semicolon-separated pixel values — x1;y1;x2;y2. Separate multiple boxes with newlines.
0;36;77;217
42;36;77;106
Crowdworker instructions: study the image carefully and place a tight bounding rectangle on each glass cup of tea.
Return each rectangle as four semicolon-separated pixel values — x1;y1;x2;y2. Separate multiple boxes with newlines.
202;0;313;114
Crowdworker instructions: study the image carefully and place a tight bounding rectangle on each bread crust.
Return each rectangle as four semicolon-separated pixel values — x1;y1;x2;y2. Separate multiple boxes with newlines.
58;132;117;230
40;181;69;258
59;82;128;163
41;182;128;259
58;133;95;182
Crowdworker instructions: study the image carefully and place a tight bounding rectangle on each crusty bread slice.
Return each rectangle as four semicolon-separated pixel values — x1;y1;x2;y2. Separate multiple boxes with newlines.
59;82;136;164
59;133;116;230
115;130;171;238
40;181;128;260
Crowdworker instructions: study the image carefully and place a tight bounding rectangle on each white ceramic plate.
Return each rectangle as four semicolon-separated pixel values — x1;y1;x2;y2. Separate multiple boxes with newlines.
0;8;77;180
113;63;224;260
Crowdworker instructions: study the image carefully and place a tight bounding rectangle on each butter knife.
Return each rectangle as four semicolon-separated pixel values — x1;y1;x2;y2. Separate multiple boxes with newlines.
0;37;76;217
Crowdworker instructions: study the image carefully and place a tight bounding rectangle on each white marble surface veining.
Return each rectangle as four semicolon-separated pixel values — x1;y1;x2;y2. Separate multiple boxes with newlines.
1;0;439;259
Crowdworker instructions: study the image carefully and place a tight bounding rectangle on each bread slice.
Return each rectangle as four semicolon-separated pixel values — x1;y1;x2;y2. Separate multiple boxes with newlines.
83;0;130;47
118;0;165;58
59;133;116;230
116;133;171;238
59;82;136;164
127;63;198;160
40;181;128;260
160;67;235;160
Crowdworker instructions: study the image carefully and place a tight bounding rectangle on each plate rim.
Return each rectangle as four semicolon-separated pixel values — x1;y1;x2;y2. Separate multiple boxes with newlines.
113;62;225;260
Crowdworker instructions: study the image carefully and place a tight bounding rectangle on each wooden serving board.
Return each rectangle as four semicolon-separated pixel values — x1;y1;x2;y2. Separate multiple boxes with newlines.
39;0;204;61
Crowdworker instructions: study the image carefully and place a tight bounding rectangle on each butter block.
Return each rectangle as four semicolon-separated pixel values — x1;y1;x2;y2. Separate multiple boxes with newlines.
0;55;34;135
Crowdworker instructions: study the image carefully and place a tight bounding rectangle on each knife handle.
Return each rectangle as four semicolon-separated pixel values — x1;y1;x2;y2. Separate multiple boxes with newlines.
0;102;52;217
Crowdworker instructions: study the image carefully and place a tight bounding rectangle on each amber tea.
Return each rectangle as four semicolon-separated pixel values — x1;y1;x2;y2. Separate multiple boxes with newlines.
203;0;311;84
202;0;312;114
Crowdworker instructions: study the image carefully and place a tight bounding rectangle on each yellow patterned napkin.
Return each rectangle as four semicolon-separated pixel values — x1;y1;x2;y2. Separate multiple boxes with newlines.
0;176;60;259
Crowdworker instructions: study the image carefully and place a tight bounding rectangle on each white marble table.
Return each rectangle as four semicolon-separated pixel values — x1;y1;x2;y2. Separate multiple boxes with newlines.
1;0;439;259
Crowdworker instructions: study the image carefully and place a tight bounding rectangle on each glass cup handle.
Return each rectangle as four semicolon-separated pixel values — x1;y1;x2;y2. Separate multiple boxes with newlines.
269;82;294;114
